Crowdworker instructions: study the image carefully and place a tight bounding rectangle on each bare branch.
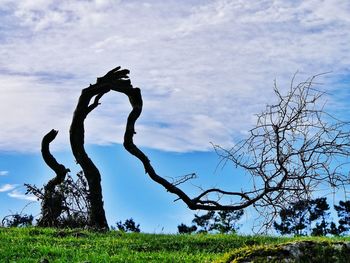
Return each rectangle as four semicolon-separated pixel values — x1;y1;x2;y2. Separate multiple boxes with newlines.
214;73;350;231
41;129;70;192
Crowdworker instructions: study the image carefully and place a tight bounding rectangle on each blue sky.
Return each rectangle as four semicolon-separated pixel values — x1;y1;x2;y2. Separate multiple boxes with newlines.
0;0;350;233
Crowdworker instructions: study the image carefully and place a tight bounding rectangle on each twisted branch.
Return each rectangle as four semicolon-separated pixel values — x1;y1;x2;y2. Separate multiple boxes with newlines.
39;129;70;226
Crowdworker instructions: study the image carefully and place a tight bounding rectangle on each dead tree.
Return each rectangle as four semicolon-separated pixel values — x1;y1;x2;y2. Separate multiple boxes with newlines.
69;67;132;229
92;68;252;212
27;130;90;227
214;74;350;230
69;68;350;231
38;129;70;226
121;71;350;231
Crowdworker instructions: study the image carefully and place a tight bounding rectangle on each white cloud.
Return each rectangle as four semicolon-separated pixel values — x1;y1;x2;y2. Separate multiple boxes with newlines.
0;171;9;176
0;74;79;152
0;184;18;192
0;0;349;153
7;189;38;202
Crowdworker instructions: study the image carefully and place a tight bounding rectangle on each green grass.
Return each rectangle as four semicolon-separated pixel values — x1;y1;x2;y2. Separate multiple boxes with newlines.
0;227;349;262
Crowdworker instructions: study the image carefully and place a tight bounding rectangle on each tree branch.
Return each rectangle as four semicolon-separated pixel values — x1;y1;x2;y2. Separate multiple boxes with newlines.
41;129;70;192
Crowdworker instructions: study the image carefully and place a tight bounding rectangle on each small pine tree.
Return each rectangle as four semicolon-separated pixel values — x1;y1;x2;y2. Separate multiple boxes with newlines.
212;210;244;234
192;211;216;233
334;200;350;235
274;198;341;236
309;198;331;236
177;223;197;234
177;210;243;234
115;218;141;233
274;200;310;236
329;222;340;236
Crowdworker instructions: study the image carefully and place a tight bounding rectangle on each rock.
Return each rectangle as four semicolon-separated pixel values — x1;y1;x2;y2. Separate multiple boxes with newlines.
219;240;350;263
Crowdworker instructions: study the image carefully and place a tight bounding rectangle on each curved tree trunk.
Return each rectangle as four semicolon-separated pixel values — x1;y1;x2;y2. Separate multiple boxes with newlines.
39;129;70;226
121;88;196;207
70;87;109;229
65;67;350;233
120;85;253;211
69;67;131;229
76;67;256;215
68;67;260;230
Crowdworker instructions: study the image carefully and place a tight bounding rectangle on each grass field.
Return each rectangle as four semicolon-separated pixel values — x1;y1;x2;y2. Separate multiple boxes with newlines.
0;227;349;262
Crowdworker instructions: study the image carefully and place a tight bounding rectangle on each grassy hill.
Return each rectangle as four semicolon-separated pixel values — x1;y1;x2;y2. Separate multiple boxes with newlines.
0;227;349;262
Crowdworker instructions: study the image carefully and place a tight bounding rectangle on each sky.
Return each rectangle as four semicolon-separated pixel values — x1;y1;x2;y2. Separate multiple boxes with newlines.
0;0;350;233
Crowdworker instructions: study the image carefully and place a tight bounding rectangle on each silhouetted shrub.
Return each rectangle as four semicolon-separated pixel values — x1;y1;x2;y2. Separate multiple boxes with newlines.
1;213;33;227
25;171;89;228
177;223;197;234
178;210;243;234
115;218;141;233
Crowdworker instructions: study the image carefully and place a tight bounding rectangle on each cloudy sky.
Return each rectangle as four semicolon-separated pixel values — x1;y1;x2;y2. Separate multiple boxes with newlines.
0;0;350;233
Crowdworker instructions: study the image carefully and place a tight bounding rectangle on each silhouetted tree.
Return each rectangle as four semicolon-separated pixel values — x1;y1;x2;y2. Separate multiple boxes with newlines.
25;172;90;228
334;200;350;235
274;199;310;236
309;198;331;236
178;210;243;234
26;130;70;227
193;211;216;233
212;209;244;234
1;213;33;227
177;223;197;234
69;67;131;229
34;68;350;231
115;218;141;233
214;74;350;230
274;198;341;236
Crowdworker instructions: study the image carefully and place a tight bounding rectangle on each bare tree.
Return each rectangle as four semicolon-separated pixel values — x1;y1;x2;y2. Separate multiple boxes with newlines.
214;74;350;230
125;71;348;200
26;129;90;227
36;129;70;226
120;70;350;232
64;68;350;231
69;67;132;229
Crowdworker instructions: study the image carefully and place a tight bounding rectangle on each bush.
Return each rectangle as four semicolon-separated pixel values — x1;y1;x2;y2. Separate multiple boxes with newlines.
25;172;89;228
115;218;141;233
178;210;243;234
1;213;33;227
